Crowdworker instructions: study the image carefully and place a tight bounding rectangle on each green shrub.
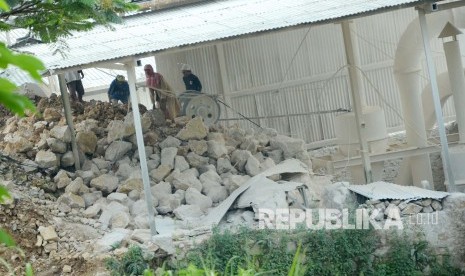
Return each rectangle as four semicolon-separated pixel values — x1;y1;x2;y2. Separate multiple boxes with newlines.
105;246;149;276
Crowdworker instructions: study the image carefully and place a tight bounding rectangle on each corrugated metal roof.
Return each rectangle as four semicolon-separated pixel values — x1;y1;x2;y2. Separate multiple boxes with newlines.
347;181;450;200
16;0;430;71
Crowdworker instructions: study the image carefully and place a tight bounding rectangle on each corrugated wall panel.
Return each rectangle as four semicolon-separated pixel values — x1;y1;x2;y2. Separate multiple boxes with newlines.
155;8;458;143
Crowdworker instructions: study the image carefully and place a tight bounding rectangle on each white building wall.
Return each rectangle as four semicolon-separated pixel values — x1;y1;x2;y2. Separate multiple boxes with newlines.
155;8;457;143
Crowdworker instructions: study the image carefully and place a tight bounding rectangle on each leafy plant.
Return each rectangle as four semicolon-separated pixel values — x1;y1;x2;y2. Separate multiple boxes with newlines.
0;0;138;43
105;245;150;276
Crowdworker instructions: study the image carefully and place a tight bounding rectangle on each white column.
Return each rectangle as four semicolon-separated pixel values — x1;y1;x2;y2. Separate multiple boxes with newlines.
57;74;80;170
418;10;456;191
215;44;234;124
341;20;373;183
443;40;465;143
125;60;158;236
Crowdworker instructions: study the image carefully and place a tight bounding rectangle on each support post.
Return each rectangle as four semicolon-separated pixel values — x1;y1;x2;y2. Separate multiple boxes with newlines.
57;74;80;170
418;9;456;191
125;60;158;236
341;20;373;183
215;44;234;124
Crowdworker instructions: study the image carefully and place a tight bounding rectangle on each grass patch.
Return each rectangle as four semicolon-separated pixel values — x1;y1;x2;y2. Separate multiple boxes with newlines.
106;228;464;275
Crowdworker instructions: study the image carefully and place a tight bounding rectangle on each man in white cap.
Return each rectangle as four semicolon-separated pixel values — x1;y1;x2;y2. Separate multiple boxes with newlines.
181;64;202;92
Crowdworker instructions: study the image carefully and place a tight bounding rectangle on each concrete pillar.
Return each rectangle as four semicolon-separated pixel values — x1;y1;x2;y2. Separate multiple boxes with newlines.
125;60;158;236
418;9;455;191
341;20;373;183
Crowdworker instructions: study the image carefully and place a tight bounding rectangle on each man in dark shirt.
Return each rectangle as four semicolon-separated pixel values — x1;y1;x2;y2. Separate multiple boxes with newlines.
181;64;202;92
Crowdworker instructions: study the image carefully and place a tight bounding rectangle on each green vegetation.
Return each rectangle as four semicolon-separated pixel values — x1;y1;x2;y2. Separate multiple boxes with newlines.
106;228;464;276
1;0;138;42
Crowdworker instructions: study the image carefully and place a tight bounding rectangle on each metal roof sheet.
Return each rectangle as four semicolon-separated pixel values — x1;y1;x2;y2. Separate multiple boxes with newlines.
16;0;430;71
347;181;450;200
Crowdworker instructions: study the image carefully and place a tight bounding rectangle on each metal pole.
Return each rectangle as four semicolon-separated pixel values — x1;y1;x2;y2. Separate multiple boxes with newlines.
341;21;373;183
57;74;80;170
125;60;158;236
418;9;456;192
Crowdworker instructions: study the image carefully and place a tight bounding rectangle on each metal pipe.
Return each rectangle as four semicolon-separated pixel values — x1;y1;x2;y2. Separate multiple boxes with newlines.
57;74;80;170
443;39;465;143
125;60;158;236
418;9;456;192
341;20;373;183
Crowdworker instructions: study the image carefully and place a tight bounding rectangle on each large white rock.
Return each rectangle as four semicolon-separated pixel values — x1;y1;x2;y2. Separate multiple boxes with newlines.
321;182;356;209
90;174;120;194
54;170;71;189
174;156;190;172
106;120;134;143
131;199;149;216
172;169;202;191
150;165;172;182
76;170;94;186
93;158;111;170
4;133;33;153
270;135;305;159
245;155;261;176
75;119;99;133
176;117;208;141
199;170;222;184
116;163;134;180
35;150;58;168
205;185;228;203
151;182;172;198
38;226;59;242
61;151;75;167
50;125;71;142
47;138;67;154
159;136;181;149
443;193;465;210
223;175;251;194
107;192;129;204
57;192;85;208
110;212;130;229
186;152;209;168
76;131;98;154
84;204;102;218
99;201;129;227
173;205;203;221
216;158;237;174
185;187;212;211
117;178;143;194
94;228;132;253
134;215;150;229
105;141;132;162
82;191;103;208
65;177;89;195
207;140;228;159
160;147;177;168
231;150;252;172
188;140;208;155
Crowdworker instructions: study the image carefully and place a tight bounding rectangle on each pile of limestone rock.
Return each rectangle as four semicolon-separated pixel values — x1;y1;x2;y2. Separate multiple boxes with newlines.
0;102;313;234
360;197;444;221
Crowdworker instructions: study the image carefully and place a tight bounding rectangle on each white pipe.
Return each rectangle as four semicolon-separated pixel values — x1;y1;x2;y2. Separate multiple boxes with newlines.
57;74;80;170
418;9;456;191
125;60;158;237
443;39;465;143
393;10;454;187
341;21;372;183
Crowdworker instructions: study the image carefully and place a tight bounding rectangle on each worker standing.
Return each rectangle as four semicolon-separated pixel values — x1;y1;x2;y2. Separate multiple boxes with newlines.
64;70;85;102
144;64;163;109
181;64;202;92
